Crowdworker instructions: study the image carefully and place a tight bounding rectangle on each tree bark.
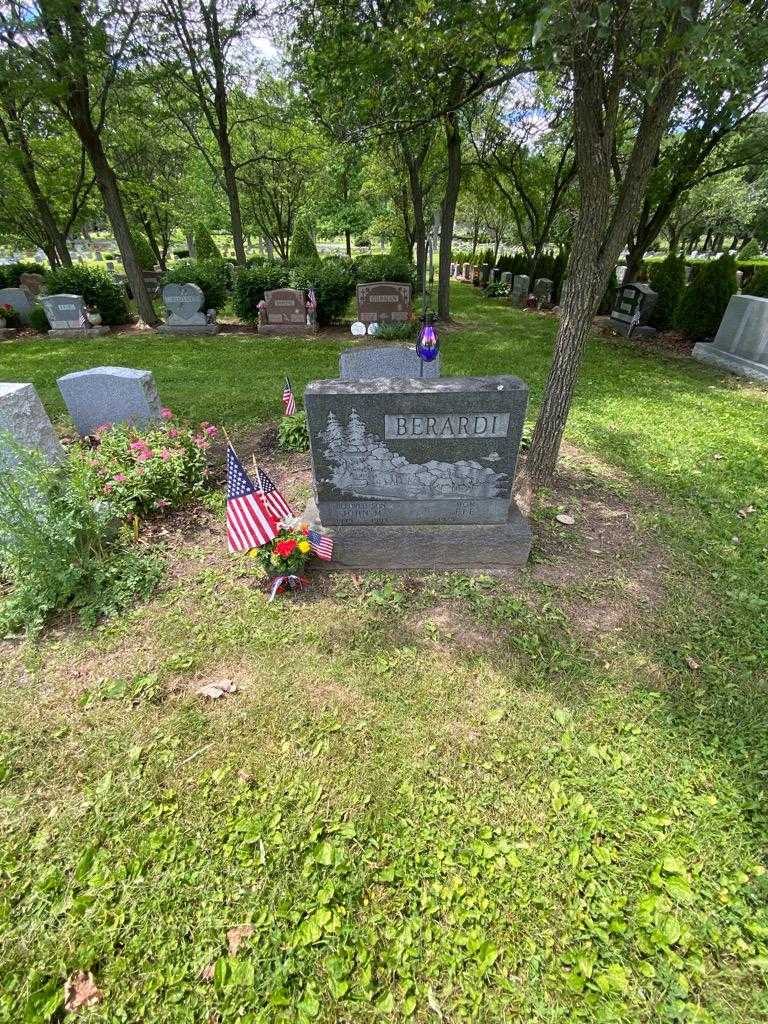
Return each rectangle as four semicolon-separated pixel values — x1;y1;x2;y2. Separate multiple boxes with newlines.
438;108;462;320
345;228;351;256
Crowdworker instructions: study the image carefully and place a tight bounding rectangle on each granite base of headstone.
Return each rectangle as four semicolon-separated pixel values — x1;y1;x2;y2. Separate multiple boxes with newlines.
258;288;316;336
692;294;768;382
42;294;110;338
303;375;532;568
0;382;64;463
340;344;441;380
156;283;220;335
57;366;162;435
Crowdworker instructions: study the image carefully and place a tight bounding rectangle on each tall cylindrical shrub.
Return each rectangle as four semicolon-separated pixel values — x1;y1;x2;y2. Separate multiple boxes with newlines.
675;254;737;339
648;252;686;329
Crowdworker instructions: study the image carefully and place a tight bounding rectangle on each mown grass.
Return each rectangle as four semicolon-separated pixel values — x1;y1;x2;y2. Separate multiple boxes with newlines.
1;285;767;1023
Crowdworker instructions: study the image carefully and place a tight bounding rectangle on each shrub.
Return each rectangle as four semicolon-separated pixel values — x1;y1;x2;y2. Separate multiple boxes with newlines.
233;260;290;322
131;231;156;270
0;261;46;289
29;305;50;333
389;230;412;261
43;264;130;325
648;252;686;329
675;254;737;339
742;267;768;297
290;256;356;325
69;412;217;518
290;218;320;265
0;438;163;632
738;238;762;260
353;253;415;287
162;258;229;311
375;320;420;340
278;411;309;452
194;223;221;260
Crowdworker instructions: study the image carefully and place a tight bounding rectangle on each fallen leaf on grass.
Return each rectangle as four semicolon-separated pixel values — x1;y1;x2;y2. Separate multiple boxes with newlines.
713;453;724;460
200;963;215;982
196;680;237;700
556;513;576;526
227;924;254;955
738;505;756;518
237;769;253;785
64;971;103;1011
684;656;701;671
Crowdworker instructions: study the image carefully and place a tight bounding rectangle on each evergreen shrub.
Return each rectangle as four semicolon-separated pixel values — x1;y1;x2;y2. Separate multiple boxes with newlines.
675;254;737;339
44;265;130;325
648;252;686;329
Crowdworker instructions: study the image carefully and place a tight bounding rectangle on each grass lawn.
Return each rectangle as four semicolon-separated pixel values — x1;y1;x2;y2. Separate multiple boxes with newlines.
1;284;767;1023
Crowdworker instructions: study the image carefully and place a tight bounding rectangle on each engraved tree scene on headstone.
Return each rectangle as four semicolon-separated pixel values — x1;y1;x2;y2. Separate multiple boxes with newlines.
320;408;505;500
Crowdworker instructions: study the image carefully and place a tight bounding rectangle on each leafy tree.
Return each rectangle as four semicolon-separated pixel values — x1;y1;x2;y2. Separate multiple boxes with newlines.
0;0;160;325
312;143;375;256
739;238;762;260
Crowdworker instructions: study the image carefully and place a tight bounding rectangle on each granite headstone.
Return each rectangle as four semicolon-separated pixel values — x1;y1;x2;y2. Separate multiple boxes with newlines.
41;293;109;336
533;278;553;307
610;282;658;336
340;343;441;380
692;294;768;382
0;382;63;463
57;366;162;436
0;287;34;324
157;282;219;335
511;275;530;307
356;282;411;324
303;375;532;567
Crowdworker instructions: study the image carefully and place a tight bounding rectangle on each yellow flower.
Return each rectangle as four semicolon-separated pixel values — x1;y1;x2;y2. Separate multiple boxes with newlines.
247;548;260;558
297;539;311;554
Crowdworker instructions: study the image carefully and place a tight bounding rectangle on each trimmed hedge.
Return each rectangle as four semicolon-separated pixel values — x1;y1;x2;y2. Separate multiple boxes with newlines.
741;267;768;298
290;218;320;265
162;258;229;311
353;254;415;287
290;256;356;326
232;260;290;323
675;254;737;339
648;252;686;329
194;224;221;261
43;265;130;326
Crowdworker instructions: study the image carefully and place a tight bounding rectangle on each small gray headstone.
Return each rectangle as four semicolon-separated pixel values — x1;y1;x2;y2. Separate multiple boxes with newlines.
511;275;530;307
163;283;207;326
0;287;34;324
57;366;162;436
610;282;658;335
500;271;512;288
340;344;441;380
693;294;768;382
42;293;88;330
533;278;553;306
0;382;63;463
264;288;306;325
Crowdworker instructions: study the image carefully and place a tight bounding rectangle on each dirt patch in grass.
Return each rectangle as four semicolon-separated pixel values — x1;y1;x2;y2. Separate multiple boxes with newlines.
407;602;502;654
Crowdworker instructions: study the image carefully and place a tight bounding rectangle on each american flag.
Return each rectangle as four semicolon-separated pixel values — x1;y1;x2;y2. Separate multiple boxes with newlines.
256;466;294;522
282;376;296;416
308;528;333;561
308;287;317;309
226;446;278;553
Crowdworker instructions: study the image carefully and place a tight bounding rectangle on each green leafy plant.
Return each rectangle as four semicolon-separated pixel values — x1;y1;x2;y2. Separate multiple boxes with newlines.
232;260;290;322
277;411;309;452
194;223;222;260
69;411;217;518
28;305;50;333
43;265;130;326
162;258;229;311
374;320;419;340
0;437;163;632
289;217;320;264
290;256;356;325
0;261;46;289
675;254;737;338
648;252;686;329
741;266;768;297
388;230;412;261
353;253;415;288
738;238;762;260
131;231;156;270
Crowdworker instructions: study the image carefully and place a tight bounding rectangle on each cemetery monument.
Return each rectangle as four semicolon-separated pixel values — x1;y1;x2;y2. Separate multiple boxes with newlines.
609;282;658;336
258;288;317;336
0;382;64;463
304;375;532;568
57;366;163;436
340;343;441;381
356;282;412;325
156;283;219;335
692;294;768;382
41;294;110;337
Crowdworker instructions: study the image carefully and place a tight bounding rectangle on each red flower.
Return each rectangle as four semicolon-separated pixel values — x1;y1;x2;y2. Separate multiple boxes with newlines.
274;538;297;557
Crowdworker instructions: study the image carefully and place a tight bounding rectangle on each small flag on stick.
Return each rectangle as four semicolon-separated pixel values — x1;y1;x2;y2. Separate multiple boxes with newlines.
282;376;296;416
307;528;333;561
226;446;279;553
255;466;294;522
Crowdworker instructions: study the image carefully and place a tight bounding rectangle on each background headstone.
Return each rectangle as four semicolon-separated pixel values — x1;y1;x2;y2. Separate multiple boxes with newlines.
0;382;63;463
163;283;207;326
57;366;162;436
356;282;411;324
692;294;768;382
340;343;441;380
500;271;512;288
533;278;553;307
0;287;34;324
19;273;44;298
303;375;532;567
610;282;658;335
41;293;89;331
511;275;530;307
258;288;315;335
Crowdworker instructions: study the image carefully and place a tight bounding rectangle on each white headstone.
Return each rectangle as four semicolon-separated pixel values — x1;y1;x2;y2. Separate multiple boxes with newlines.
0;287;34;324
41;294;88;330
163;283;208;326
693;294;768;382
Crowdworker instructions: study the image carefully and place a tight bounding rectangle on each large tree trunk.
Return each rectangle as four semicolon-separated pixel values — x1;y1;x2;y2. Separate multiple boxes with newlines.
407;158;427;293
75;123;158;325
222;150;246;265
437;109;461;320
